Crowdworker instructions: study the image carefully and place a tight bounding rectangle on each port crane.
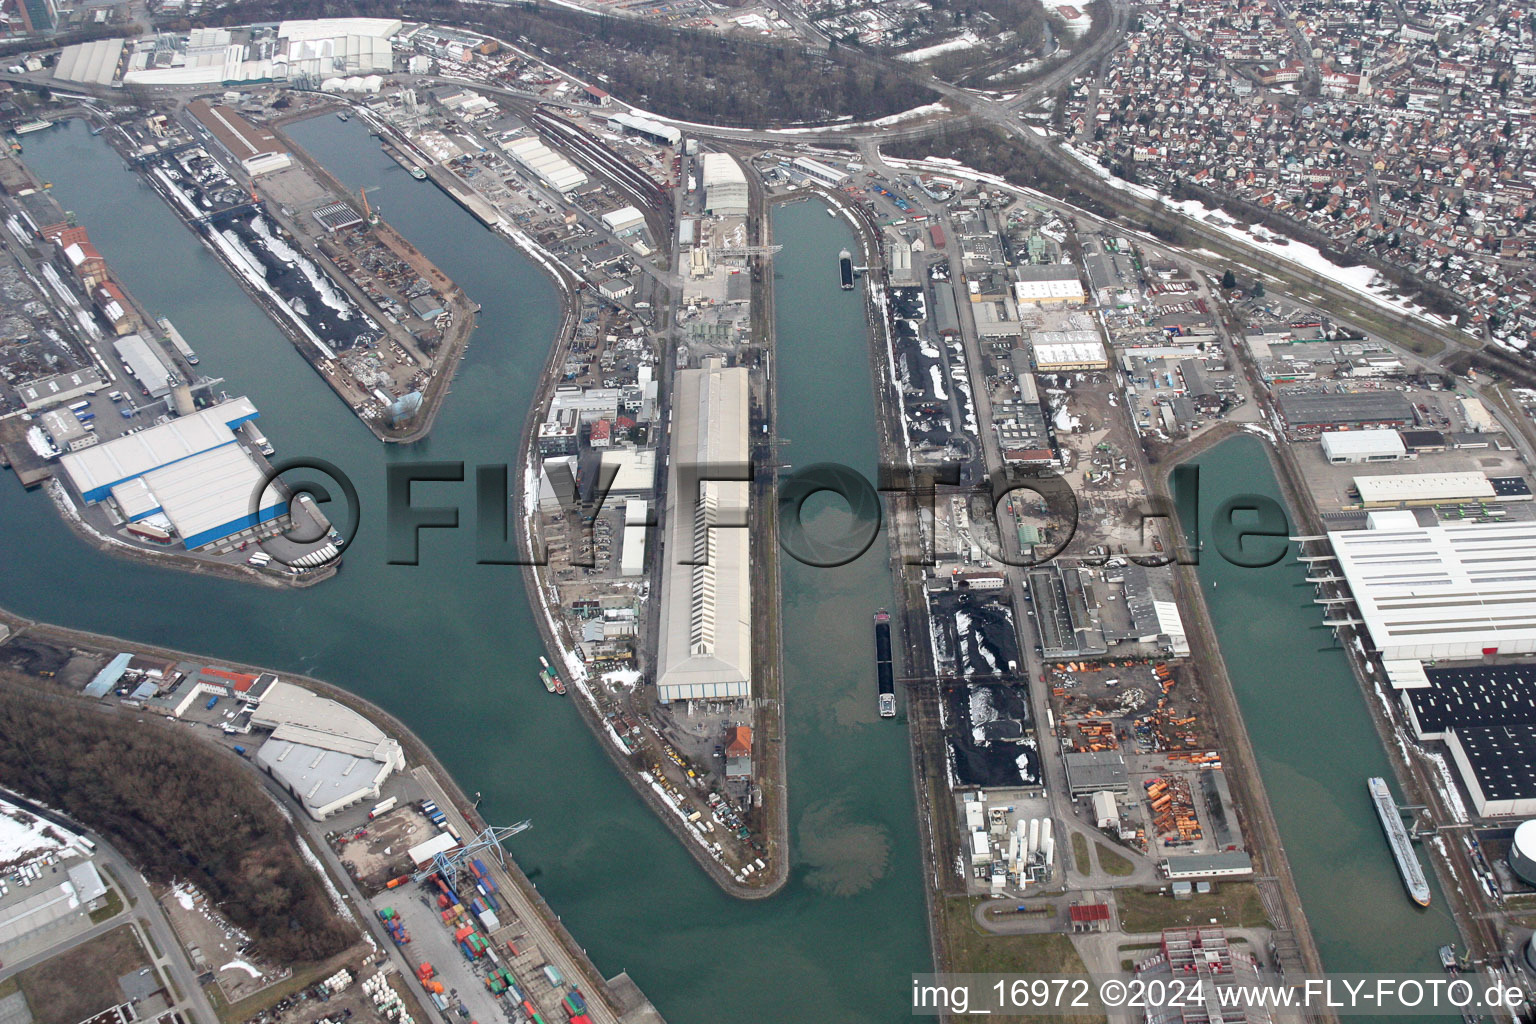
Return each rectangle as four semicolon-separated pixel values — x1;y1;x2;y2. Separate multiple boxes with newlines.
412;821;532;884
359;185;381;225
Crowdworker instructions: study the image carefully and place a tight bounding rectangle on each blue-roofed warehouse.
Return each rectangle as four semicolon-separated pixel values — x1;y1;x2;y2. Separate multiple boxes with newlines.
57;397;286;551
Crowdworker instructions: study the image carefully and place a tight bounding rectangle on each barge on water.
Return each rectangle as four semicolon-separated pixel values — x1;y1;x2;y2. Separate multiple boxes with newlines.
839;249;854;290
875;609;895;718
156;315;198;365
381;141;429;181
1369;776;1431;907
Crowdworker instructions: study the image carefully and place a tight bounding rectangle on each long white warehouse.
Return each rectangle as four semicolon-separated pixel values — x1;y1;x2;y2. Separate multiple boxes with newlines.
502;135;588;193
1328;520;1536;661
655;362;752;703
1354;471;1495;507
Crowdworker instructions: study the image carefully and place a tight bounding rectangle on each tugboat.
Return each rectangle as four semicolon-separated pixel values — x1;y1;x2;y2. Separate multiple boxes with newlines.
1439;944;1460;973
410;166;427;181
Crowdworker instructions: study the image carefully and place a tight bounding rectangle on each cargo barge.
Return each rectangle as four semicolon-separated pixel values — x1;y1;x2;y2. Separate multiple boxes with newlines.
875;609;895;717
156;315;199;365
1369;776;1431;907
839;249;854;290
382;141;430;181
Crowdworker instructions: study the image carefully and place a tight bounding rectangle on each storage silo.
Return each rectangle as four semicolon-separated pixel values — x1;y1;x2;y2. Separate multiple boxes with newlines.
170;378;196;417
1509;820;1536;886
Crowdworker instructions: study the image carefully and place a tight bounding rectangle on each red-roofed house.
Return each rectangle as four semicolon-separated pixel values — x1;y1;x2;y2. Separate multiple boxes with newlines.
725;725;752;780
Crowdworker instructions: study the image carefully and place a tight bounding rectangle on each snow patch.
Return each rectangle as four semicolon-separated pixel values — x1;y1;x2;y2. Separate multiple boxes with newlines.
221;960;261;978
898;32;982;62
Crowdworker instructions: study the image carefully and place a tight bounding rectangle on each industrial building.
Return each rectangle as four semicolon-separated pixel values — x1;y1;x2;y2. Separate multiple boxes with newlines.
113;334;175;398
790;156;849;187
59;397;289;551
601;206;647;238
701;153;748;216
1031;334;1108;371
1132;927;1271;1024
620;499;648;577
1327;520;1536;661
1320;428;1406;464
124;18;400;87
253;681;407;820
932;285;960;336
187;101;294;177
655;363;752;703
1398;664;1536;818
1162;851;1255;879
501;135;588;193
1012;264;1085;305
1403;664;1536;740
16;368;105;412
1353;471;1495;507
1447;724;1536;817
52;38;125;86
600;447;657;495
606;112;681;148
39;408;96;453
1063;750;1128;796
1277;390;1414;433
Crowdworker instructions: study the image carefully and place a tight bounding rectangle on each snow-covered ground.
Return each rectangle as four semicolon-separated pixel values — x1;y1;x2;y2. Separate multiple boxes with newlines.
898;32;982;62
250;216;355;322
868;102;950;126
969;684;998;745
0;799;85;866
1039;0;1089;35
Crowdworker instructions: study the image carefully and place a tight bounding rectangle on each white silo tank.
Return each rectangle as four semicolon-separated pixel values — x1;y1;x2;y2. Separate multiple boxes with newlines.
1028;818;1041;860
1511;820;1536;887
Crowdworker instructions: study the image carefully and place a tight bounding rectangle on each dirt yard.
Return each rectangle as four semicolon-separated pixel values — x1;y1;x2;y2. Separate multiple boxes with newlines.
12;924;153;1024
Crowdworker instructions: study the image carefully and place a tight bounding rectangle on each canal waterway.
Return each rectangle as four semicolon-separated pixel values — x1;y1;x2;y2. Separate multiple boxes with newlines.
0;119;929;1022
1182;436;1460;990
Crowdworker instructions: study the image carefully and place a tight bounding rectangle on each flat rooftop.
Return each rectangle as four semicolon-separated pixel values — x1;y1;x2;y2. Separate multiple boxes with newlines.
1328;520;1536;660
1408;663;1536;736
1278;390;1414;427
188;101;288;161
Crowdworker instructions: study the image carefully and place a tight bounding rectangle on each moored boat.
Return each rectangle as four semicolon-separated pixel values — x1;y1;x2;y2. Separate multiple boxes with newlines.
875;609;895;718
1369;776;1431;907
